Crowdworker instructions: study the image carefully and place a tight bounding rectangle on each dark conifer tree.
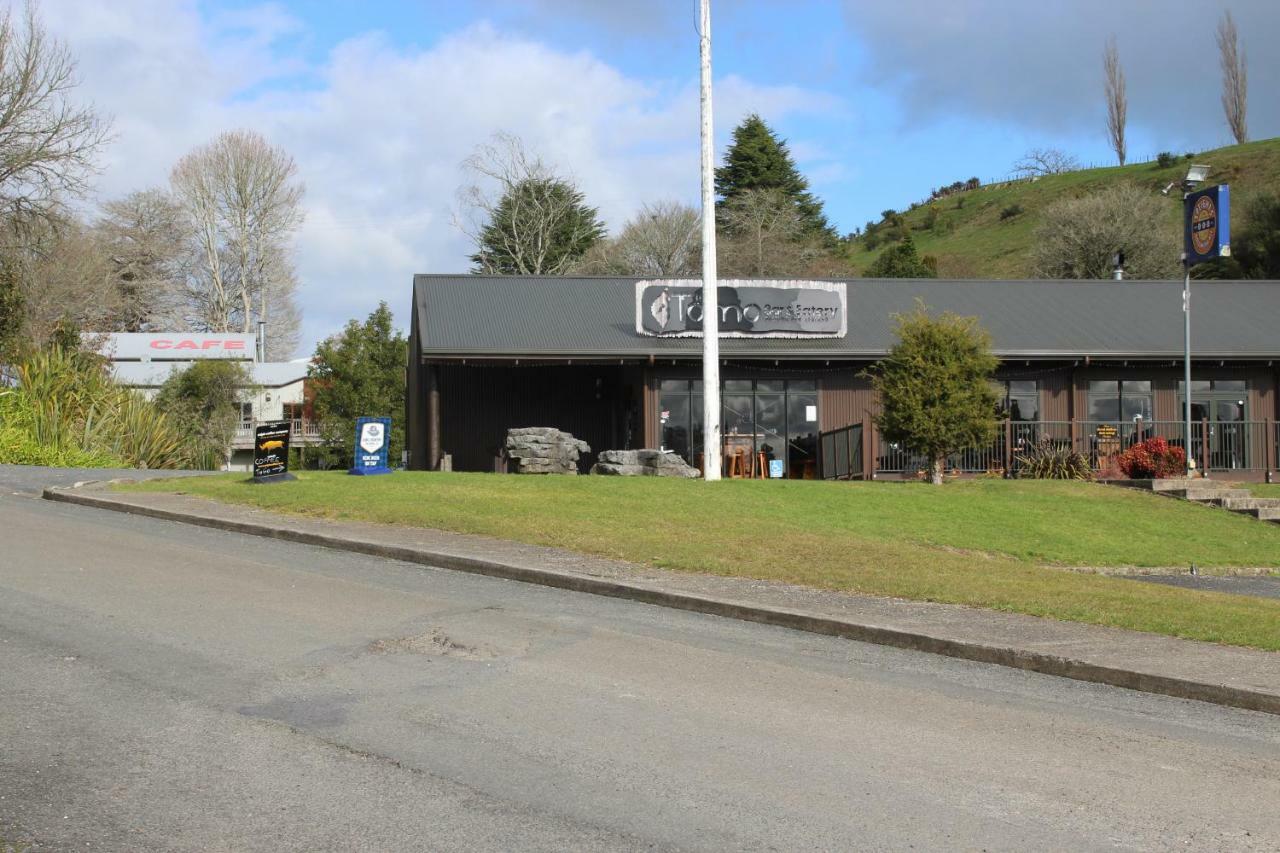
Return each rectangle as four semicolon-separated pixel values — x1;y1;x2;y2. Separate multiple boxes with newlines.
715;114;833;240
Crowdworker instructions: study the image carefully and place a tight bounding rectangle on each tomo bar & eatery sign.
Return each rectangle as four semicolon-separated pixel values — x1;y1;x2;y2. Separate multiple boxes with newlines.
636;280;846;338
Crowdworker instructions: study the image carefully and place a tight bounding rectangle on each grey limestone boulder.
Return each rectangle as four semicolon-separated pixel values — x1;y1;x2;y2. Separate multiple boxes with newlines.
591;449;699;478
504;427;590;474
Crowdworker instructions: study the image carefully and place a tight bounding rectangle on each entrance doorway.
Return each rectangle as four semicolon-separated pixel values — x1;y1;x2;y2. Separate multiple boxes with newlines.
1183;380;1249;470
659;378;819;478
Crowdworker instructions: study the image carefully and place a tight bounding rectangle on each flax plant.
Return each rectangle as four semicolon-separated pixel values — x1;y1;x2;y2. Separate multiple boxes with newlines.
4;348;184;468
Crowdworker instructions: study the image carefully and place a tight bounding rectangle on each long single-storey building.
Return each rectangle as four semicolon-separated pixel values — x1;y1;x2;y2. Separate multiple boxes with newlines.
406;275;1280;481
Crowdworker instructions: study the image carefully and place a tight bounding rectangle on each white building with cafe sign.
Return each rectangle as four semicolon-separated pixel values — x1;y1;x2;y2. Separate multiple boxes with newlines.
96;332;321;471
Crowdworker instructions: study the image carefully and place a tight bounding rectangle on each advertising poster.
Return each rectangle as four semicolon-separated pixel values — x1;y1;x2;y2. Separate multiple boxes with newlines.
1184;184;1230;266
253;421;291;479
349;417;393;475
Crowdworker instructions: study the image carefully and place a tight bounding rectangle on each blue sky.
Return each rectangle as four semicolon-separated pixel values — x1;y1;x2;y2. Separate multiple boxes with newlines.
47;0;1280;352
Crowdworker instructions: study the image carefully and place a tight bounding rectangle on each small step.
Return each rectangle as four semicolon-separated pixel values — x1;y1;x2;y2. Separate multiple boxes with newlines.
1165;488;1254;502
1227;506;1280;521
1149;478;1200;492
1215;497;1280;511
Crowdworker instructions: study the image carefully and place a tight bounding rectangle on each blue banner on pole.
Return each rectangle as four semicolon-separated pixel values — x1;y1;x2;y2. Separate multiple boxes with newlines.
1184;184;1230;267
348;417;393;475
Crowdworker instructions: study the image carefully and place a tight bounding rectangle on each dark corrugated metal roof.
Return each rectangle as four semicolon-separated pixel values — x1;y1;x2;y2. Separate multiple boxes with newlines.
412;275;1280;360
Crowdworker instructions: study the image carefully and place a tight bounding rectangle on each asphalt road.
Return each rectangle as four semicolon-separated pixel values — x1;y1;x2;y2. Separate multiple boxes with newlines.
0;464;208;496
2;481;1279;851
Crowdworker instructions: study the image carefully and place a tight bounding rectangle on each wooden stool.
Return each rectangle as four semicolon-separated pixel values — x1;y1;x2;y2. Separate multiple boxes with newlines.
725;447;747;478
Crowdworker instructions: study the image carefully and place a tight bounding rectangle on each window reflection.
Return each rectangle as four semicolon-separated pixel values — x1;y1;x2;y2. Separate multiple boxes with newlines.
657;378;819;478
1087;379;1151;423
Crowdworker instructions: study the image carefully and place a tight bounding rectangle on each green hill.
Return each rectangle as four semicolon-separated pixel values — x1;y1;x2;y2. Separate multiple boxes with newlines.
842;138;1280;278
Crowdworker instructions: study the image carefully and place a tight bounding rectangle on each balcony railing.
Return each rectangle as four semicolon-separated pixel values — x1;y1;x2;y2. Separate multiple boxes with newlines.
819;418;1280;480
234;418;323;444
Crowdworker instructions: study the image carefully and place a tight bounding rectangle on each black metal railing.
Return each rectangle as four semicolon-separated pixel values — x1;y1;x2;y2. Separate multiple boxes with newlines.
819;423;863;480
819;418;1280;480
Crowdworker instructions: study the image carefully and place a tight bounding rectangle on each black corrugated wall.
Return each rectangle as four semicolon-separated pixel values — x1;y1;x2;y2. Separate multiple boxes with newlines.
436;364;636;472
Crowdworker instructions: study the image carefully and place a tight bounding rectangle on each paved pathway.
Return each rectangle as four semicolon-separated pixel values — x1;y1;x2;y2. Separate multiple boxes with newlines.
1130;573;1280;599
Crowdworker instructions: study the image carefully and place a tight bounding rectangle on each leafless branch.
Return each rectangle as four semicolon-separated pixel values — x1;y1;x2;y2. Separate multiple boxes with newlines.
454;131;601;275
716;188;818;277
1103;36;1127;166
170;130;304;347
1012;147;1080;178
0;1;109;239
1217;10;1248;145
1033;183;1179;280
573;201;700;276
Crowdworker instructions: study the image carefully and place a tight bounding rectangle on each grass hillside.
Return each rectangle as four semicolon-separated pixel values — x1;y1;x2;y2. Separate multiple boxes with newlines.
842;138;1280;278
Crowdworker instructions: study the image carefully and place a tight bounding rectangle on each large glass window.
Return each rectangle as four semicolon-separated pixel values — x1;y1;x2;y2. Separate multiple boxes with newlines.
997;380;1039;422
658;377;819;478
1179;378;1247;394
660;379;697;463
1087;379;1151;422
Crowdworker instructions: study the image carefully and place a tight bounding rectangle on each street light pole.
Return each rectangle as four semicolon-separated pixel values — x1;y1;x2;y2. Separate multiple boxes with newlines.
698;0;721;481
1168;163;1211;479
1182;238;1193;478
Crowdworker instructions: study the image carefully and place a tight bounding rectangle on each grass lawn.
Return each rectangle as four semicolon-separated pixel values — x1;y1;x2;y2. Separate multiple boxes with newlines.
124;473;1280;651
1249;484;1280;499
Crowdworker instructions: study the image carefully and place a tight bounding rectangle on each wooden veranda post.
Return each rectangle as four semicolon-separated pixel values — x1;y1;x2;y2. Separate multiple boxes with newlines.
1002;418;1013;477
426;363;441;470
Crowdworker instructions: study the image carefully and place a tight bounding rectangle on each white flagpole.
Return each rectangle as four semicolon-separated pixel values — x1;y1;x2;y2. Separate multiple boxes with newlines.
699;0;721;481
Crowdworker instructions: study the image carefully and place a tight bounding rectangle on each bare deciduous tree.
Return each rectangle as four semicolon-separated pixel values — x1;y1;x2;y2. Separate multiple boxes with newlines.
1217;10;1248;145
455;132;604;275
0;1;109;242
716;188;820;277
1103;36;1127;166
20;220;118;345
170;130;304;354
1013;147;1080;178
96;189;191;331
573;201;700;276
1032;183;1179;280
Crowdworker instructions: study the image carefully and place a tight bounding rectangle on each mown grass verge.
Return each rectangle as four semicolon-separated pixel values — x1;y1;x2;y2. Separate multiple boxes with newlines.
123;473;1280;650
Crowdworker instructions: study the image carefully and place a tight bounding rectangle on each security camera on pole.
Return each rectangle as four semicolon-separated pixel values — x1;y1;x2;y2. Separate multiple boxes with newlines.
1177;165;1230;477
698;0;721;482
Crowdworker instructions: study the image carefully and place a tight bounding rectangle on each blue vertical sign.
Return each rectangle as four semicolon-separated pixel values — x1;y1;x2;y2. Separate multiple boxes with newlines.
1184;184;1230;266
348;417;393;475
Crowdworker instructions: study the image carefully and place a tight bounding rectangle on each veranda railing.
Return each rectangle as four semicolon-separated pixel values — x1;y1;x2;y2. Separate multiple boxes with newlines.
818;418;1279;479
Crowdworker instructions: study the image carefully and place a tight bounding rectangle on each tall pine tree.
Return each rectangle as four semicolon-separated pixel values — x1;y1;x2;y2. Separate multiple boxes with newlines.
715;114;834;241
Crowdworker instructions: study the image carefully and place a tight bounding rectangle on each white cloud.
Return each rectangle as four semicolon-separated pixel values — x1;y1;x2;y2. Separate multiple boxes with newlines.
47;3;842;353
845;0;1280;147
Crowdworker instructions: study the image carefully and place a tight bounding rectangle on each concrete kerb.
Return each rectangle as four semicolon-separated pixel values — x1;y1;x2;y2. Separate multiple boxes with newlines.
42;484;1280;717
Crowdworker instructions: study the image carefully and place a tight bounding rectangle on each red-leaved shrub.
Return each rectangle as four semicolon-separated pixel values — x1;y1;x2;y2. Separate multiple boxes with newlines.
1116;436;1186;479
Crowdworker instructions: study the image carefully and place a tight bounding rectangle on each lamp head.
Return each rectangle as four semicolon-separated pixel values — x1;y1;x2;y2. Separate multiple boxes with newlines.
1183;163;1211;188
